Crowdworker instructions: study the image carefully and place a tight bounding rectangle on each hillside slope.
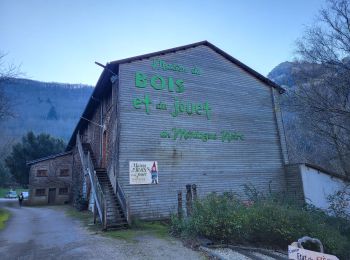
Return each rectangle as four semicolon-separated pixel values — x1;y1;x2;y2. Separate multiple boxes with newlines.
0;78;93;148
268;62;339;173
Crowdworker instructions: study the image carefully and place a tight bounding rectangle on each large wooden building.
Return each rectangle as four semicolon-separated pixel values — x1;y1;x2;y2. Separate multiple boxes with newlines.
28;41;290;229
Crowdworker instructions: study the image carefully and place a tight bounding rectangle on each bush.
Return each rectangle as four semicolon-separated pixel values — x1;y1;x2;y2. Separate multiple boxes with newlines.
0;208;10;230
74;195;88;211
171;192;350;259
327;185;350;220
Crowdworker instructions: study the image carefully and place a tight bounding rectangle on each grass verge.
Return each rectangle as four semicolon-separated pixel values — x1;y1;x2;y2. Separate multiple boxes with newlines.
106;220;169;242
0;208;10;230
0;188;28;198
64;206;102;233
64;205;170;242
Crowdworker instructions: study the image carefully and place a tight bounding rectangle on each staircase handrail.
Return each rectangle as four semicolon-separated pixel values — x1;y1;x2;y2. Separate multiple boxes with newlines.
116;180;130;224
87;151;107;229
76;133;86;171
76;133;106;229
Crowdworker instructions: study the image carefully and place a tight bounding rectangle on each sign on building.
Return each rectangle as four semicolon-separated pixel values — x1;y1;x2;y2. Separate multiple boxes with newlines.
288;246;339;260
129;161;158;185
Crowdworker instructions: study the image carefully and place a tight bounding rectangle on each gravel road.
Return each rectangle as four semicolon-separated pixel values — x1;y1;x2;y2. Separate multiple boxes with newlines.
0;199;204;260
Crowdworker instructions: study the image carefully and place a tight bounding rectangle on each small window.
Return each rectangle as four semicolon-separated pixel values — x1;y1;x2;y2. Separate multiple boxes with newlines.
59;188;68;195
36;170;48;177
59;169;69;177
35;189;46;196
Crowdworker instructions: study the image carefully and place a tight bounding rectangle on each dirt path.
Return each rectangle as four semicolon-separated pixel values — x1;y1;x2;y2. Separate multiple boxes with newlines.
0;199;204;260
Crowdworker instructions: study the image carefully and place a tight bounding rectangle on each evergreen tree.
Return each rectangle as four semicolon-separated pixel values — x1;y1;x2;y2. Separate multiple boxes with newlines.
47;105;58;120
0;162;13;187
5;132;65;186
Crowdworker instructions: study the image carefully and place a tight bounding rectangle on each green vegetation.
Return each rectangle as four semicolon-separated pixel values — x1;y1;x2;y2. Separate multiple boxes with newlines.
0;78;93;147
65;206;169;242
0;162;13;187
64;206;101;233
0;208;10;230
171;192;350;259
5;131;66;186
106;219;169;242
105;229;136;241
0;188;28;198
0;188;7;198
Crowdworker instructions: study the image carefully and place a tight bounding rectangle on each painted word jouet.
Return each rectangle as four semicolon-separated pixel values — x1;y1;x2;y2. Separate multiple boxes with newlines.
29;41;323;232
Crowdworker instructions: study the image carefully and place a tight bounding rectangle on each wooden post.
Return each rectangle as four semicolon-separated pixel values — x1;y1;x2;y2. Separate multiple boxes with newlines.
177;191;183;219
192;184;197;201
186;184;192;217
93;199;97;224
103;199;107;230
126;195;131;226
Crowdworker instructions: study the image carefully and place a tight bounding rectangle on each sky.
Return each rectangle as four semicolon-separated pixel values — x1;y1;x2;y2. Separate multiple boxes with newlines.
0;0;325;85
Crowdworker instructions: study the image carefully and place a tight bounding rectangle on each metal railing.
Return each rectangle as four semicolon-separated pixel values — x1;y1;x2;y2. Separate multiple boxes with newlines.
116;180;130;224
77;133;86;173
76;132;130;228
87;151;108;229
76;133;107;229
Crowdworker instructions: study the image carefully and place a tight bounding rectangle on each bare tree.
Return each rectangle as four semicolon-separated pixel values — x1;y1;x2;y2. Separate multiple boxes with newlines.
0;52;22;121
291;0;350;176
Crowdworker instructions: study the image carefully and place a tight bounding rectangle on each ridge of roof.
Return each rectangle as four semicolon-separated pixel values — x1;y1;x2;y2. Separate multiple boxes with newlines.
66;41;285;150
107;40;284;93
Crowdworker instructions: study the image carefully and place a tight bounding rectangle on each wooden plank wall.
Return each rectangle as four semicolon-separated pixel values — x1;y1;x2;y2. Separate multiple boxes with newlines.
115;45;287;219
284;164;305;204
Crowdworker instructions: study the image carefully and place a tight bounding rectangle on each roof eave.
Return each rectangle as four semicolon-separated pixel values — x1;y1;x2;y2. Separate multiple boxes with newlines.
65;64;114;151
26;151;72;166
65;41;285;151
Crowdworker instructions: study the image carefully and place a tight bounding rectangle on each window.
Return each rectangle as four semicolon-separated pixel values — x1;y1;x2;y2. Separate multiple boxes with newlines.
59;188;68;195
35;189;46;196
59;169;69;177
36;170;48;177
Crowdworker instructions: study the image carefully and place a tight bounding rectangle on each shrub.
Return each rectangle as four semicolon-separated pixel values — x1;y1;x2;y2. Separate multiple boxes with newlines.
327;185;350;220
171;192;350;259
0;208;10;230
74;194;88;211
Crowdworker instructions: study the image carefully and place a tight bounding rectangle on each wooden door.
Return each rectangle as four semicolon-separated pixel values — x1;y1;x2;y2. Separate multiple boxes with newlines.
48;188;56;204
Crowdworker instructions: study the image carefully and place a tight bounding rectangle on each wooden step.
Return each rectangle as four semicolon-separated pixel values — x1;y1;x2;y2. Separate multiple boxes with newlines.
89;163;128;230
107;224;128;230
108;220;128;226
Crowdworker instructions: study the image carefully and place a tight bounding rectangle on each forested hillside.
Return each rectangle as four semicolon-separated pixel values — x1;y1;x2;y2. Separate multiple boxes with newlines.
268;62;341;173
0;67;341;175
0;78;93;150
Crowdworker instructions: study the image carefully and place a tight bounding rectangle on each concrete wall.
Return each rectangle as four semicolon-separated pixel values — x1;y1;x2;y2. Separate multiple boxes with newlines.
116;45;287;219
28;153;72;205
300;164;348;210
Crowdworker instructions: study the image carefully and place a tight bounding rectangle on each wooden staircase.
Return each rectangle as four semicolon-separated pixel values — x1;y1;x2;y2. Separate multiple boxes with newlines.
82;143;97;165
95;168;128;230
82;142;128;230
